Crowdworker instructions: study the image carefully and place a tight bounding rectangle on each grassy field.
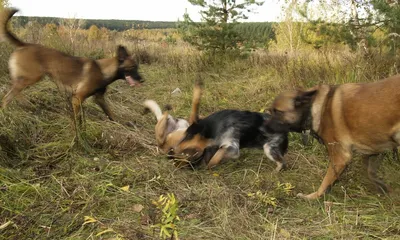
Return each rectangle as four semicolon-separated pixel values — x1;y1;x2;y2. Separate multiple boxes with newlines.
1;34;400;240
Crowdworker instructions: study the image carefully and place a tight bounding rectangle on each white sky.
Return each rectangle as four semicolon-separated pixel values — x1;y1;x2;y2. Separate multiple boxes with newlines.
9;0;283;22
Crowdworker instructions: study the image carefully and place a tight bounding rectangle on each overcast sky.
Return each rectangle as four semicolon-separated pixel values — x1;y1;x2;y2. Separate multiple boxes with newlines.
9;0;283;22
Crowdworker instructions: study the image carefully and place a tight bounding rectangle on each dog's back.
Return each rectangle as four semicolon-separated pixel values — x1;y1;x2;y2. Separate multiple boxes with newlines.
193;109;276;147
178;109;289;170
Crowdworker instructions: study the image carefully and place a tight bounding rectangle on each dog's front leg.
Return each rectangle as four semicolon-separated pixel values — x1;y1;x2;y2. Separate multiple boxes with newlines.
297;143;352;200
207;147;227;169
94;91;115;121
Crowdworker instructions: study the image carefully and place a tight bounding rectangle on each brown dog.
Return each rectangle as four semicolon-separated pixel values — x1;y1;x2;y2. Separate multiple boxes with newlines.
268;74;400;200
0;8;143;121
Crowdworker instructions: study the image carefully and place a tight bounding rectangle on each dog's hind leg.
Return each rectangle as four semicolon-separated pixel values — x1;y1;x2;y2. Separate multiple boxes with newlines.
2;75;42;108
362;154;391;194
2;84;22;108
94;89;115;121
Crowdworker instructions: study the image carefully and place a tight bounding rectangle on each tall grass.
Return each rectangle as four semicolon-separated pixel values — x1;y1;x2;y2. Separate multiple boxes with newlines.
0;24;399;239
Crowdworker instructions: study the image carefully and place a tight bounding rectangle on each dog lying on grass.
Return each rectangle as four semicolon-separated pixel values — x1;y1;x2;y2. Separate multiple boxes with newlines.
0;8;143;122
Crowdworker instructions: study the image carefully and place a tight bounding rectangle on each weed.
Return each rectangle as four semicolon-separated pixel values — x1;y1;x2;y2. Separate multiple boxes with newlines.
151;193;180;240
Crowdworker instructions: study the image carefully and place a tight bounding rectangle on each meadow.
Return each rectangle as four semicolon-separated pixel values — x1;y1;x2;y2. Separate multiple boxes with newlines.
1;20;400;240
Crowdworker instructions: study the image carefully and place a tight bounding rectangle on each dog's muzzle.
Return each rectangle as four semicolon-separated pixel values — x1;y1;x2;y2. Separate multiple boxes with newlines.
167;148;203;164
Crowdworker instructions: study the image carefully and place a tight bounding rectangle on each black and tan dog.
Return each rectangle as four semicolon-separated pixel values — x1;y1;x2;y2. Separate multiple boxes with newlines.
268;74;400;200
0;8;143;121
175;82;289;171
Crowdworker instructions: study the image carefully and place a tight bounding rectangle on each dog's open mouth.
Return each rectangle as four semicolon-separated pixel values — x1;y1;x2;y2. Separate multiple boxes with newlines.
125;75;141;87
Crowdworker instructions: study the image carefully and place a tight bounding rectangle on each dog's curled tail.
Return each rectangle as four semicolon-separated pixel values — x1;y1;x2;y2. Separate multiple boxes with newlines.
143;100;163;121
0;8;24;47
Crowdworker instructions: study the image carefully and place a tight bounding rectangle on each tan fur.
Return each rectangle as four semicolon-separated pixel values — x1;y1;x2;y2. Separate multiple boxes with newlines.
271;74;400;200
207;147;227;169
154;113;188;153
176;134;211;155
146;79;204;154
0;8;141;123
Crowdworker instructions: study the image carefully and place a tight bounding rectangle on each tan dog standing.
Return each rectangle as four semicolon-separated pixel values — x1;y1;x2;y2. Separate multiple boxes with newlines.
268;74;400;200
0;8;143;122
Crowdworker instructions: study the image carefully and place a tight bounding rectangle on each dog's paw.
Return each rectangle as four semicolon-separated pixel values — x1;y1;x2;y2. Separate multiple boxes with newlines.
296;192;319;200
274;162;286;172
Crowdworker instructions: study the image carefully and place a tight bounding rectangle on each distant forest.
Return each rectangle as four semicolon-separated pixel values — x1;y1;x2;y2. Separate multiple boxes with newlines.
13;16;276;46
14;16;274;31
14;16;177;30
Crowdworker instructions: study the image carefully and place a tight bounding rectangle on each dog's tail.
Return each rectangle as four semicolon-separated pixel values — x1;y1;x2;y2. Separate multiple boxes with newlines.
189;77;203;124
0;8;25;47
143;100;163;121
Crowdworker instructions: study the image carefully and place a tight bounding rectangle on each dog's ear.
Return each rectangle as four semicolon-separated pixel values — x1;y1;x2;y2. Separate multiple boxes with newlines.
117;45;129;62
294;89;317;107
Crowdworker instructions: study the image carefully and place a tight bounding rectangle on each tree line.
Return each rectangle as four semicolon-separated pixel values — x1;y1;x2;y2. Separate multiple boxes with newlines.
13;16;177;30
12;16;276;49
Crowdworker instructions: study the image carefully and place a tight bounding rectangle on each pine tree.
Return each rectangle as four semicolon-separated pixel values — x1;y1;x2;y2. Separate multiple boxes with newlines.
178;0;264;54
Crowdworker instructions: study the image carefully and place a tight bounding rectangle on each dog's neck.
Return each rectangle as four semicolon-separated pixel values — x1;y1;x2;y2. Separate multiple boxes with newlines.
96;57;119;82
302;110;324;144
303;85;336;144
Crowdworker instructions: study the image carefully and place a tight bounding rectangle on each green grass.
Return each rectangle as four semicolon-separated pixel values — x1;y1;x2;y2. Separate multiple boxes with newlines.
1;42;400;240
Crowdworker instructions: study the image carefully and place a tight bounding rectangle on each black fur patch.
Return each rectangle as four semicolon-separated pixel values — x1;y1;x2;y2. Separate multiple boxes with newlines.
182;109;289;166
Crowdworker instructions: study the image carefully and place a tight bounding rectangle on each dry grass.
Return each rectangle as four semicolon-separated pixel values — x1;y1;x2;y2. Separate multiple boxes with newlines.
0;31;400;240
